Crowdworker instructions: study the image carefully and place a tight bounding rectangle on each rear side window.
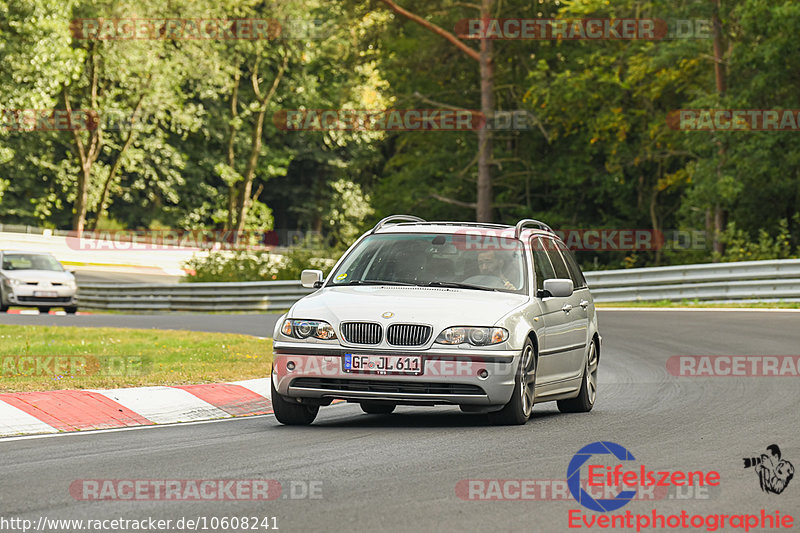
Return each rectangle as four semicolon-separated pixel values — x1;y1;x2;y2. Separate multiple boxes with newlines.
556;241;587;289
530;237;556;291
542;238;571;280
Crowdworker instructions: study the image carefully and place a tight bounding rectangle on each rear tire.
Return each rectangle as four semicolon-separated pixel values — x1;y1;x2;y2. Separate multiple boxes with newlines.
360;402;396;415
64;306;78;314
37;307;50;314
488;339;536;426
270;375;318;425
557;340;598;413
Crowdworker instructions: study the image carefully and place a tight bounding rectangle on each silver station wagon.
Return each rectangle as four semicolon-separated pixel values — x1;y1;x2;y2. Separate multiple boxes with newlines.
271;216;600;425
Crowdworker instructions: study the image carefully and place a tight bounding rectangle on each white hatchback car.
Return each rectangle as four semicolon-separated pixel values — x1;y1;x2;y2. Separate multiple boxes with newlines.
271;216;600;425
0;251;78;313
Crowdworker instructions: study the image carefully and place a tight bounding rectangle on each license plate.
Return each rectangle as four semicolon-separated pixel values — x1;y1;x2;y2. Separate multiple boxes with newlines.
33;291;58;297
343;354;423;375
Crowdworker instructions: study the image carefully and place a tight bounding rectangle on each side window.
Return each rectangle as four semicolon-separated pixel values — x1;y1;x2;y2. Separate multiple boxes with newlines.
543;238;571;280
530;237;556;291
557;241;587;289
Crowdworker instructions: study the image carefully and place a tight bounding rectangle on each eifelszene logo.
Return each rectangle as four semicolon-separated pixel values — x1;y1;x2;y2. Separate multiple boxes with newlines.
567;441;721;512
743;444;794;495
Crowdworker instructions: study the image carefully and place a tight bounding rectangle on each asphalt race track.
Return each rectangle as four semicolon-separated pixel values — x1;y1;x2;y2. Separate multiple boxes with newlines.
1;310;798;532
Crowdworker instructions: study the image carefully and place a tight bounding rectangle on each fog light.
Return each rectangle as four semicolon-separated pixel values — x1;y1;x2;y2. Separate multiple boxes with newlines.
287;361;296;371
478;369;489;379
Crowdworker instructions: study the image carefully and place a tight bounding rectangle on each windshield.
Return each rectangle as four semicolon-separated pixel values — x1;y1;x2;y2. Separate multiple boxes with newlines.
328;233;527;294
1;253;64;272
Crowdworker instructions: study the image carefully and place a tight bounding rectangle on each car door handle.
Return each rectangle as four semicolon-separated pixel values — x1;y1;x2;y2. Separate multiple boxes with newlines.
579;300;589;309
562;304;573;313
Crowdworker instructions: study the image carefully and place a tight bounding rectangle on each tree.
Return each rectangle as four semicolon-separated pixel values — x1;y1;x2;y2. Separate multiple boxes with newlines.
378;0;494;221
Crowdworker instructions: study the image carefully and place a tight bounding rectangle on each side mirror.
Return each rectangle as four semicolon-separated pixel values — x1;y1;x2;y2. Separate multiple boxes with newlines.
541;278;573;298
300;269;324;289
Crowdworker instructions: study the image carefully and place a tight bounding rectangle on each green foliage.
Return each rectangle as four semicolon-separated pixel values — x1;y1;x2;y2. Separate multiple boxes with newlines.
715;218;798;263
183;246;341;283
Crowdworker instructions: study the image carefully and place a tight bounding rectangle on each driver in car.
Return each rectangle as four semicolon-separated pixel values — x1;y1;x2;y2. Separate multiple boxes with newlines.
477;250;516;290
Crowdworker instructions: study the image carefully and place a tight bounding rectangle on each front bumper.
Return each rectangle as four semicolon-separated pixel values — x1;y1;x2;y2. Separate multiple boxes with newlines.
3;285;76;306
272;346;520;406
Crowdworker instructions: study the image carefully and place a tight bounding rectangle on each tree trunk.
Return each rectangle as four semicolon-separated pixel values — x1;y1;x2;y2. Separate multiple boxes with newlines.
378;0;490;220
650;186;661;266
232;55;288;234
711;0;727;259
476;0;494;222
233;107;267;233
713;205;725;256
226;70;241;231
73;166;91;234
67;46;101;233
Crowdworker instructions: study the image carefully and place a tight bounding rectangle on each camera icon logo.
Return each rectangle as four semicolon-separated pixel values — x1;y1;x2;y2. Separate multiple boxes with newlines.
567;441;638;512
743;444;794;495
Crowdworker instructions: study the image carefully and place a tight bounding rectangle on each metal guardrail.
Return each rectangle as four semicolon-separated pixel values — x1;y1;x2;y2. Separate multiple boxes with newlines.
77;281;314;312
76;259;800;311
585;259;800;302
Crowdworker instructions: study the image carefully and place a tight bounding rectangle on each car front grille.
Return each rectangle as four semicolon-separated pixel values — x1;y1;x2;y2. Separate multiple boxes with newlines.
340;322;382;344
17;296;72;303
386;324;432;346
290;377;485;396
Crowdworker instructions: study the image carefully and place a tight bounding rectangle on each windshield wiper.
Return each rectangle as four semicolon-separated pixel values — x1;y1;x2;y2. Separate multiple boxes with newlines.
346;280;416;286
425;281;498;292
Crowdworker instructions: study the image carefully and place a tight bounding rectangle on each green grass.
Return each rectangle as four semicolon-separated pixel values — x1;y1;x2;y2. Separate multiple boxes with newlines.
596;299;800;309
0;325;272;393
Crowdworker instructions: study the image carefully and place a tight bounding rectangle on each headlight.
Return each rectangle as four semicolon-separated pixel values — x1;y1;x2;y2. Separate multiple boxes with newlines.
435;327;509;346
281;319;337;340
65;280;77;289
4;278;22;286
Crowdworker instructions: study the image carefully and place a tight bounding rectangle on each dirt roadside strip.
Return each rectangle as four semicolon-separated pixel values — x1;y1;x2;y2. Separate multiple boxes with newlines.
0;378;271;438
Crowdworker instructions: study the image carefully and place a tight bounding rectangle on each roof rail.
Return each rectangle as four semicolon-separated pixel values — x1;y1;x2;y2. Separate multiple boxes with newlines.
414;221;511;230
370;215;426;234
515;219;554;239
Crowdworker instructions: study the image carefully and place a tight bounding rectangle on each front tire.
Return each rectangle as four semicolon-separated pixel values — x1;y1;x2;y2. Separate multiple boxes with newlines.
557;339;598;413
270;374;319;425
488;339;536;426
64;306;78;314
360;402;396;415
37;307;50;314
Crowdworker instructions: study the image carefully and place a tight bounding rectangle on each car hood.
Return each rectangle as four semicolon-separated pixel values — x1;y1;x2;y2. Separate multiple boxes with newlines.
290;285;529;326
1;270;74;283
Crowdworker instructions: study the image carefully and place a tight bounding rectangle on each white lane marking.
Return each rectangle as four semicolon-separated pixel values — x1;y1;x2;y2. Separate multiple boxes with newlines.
0;402;351;443
230;378;270;399
93;387;230;424
0;400;59;437
597;307;800;312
